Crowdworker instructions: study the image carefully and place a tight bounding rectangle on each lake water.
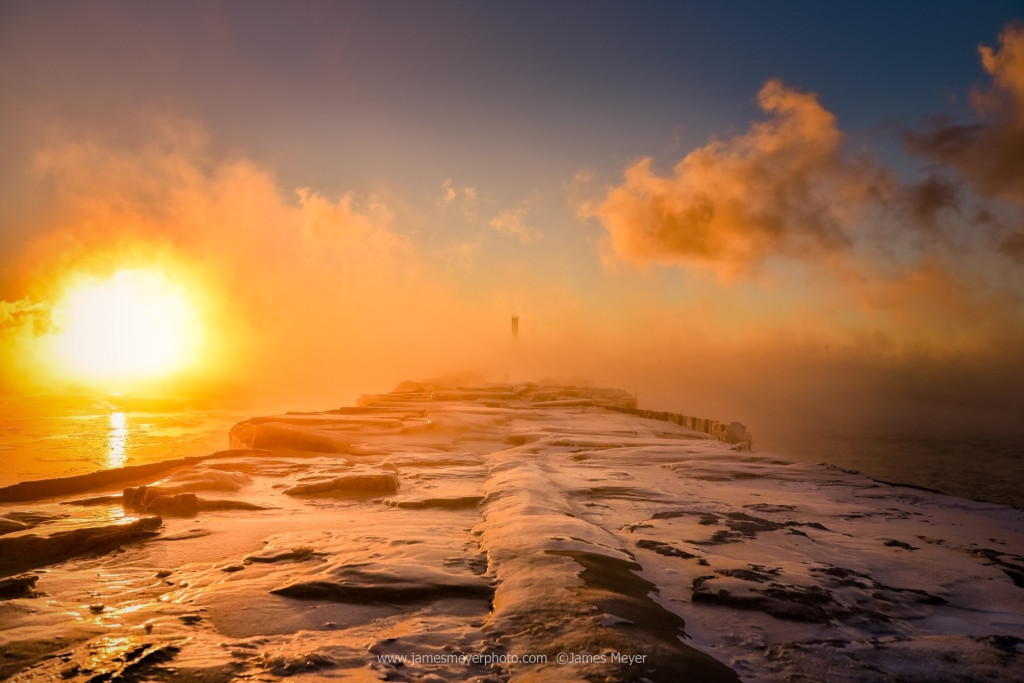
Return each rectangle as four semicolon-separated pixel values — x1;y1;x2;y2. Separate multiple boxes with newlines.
0;394;267;487
1;394;1021;509
758;430;1024;509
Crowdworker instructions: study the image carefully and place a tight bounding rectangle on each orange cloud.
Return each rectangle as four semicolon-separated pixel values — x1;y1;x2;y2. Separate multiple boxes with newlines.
586;80;889;274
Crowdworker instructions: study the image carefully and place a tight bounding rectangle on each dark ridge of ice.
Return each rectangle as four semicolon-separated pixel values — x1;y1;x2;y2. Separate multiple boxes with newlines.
0;516;162;577
634;539;701;559
61;494;125;506
391;495;483;510
0;573;39;599
270;564;494;604
692;572;835;623
250;422;351;453
244;546;325;564
7;636;181;683
475;456;740;683
283;471;398;495
259;650;338;676
121;485;270;515
0;449;269;503
249;414;404;428
969;548;1024;588
762;634;1024;682
0;517;31;534
548;548;741;683
690;560;950;628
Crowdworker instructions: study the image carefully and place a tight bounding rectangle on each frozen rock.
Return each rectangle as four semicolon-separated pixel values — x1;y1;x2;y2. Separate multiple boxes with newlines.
251;422;350;452
8;636;181;682
122;485;268;514
724;421;748;444
156;468;251;491
283;471;398;495
0;516;162;576
391;495;482;510
0;450;269;503
124;485;181;510
258;651;336;676
691;571;836;623
530;397;594;407
142;492;201;514
61;494;124;506
475;458;740;682
392;380;426;393
270;563;492;604
0;517;31;535
763;634;1024;683
228;421;256;449
0;573;39;599
244;546;321;564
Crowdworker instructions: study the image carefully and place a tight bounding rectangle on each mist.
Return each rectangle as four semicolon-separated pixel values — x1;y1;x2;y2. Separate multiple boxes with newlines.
0;115;1022;446
2;22;1023;452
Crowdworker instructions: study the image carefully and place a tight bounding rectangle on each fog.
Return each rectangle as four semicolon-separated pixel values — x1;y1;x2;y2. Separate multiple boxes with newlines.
2;25;1023;451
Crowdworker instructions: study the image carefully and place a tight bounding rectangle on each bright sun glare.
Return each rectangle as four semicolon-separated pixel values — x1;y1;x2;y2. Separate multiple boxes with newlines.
51;269;202;388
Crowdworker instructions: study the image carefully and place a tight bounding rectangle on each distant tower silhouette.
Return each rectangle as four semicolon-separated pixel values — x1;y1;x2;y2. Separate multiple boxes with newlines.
511;314;519;341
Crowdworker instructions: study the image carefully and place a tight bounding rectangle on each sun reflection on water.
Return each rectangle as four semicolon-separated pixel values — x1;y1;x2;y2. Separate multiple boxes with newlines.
108;411;127;468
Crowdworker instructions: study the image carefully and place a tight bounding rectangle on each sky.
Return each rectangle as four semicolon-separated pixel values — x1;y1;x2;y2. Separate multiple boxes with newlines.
1;1;1022;442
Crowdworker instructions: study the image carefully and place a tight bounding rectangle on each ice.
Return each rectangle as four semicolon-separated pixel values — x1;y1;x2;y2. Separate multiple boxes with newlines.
250;421;351;452
283;470;399;495
0;449;268;503
0;574;38;599
0;516;162;576
0;382;1021;681
0;517;31;534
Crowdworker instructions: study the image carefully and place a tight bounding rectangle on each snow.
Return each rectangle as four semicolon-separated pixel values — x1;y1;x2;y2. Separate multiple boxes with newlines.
0;383;1021;681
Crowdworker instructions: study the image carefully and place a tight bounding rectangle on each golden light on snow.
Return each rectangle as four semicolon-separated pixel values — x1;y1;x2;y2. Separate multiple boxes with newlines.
50;269;203;389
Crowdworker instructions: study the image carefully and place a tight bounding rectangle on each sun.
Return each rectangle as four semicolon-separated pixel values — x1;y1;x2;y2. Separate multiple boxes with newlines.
50;269;203;389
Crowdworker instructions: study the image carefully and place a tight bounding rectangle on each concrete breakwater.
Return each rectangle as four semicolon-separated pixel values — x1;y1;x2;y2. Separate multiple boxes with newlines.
353;381;752;451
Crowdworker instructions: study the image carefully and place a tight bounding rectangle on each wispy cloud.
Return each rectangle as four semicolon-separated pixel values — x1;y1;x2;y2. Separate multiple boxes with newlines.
489;205;542;244
440;178;543;243
439;178;478;210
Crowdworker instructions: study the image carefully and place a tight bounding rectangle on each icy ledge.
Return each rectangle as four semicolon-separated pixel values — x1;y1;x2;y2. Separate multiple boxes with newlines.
0;382;1021;682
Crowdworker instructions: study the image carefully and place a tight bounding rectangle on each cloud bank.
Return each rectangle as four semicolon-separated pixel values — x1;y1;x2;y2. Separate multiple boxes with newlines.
588;25;1024;279
586;80;889;274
